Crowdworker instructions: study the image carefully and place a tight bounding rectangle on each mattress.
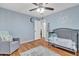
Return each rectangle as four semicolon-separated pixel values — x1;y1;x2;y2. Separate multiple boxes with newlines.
48;37;76;50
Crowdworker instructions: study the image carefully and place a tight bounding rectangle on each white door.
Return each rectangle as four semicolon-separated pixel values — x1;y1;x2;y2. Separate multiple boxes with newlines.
34;20;41;40
42;19;48;40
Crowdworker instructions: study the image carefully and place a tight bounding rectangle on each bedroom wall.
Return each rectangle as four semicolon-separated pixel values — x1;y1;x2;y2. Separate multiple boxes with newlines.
0;7;36;43
45;5;79;32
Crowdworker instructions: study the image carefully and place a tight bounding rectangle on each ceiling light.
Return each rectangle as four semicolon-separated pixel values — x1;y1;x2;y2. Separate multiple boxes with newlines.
37;8;45;13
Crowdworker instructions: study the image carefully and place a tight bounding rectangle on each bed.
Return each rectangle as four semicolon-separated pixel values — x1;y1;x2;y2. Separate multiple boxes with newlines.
48;28;79;55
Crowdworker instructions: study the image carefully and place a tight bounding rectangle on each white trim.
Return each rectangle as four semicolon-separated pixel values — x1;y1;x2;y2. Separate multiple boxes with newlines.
20;39;34;44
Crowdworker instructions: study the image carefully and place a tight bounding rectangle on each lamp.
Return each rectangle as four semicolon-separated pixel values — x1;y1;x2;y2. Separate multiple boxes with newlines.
36;7;45;13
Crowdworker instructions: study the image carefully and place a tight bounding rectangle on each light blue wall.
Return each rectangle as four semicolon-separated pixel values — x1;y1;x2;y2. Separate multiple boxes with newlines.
45;5;79;32
0;7;35;43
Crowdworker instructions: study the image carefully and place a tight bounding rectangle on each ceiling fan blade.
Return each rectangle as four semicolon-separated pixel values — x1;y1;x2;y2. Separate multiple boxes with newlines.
45;7;54;10
32;3;38;6
29;8;38;11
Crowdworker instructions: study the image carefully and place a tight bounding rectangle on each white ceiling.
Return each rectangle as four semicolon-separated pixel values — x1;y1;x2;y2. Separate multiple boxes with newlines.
0;3;79;17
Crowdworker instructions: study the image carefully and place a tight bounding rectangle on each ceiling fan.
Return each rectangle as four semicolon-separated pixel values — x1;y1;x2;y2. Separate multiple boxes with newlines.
29;3;54;13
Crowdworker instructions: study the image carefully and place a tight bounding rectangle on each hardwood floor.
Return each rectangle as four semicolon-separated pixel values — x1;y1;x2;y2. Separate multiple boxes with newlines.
11;39;41;56
10;39;76;56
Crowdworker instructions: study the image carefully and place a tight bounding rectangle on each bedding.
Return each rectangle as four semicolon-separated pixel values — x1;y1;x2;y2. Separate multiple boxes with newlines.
48;37;76;50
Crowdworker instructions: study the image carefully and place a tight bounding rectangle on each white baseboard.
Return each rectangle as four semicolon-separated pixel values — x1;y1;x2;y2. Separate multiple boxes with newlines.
20;39;34;44
20;38;46;44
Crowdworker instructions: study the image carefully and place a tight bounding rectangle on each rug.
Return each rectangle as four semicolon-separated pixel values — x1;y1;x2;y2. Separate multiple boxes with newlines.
21;46;60;56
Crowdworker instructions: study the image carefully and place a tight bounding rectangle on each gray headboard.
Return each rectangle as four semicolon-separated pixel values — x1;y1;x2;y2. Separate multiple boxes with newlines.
53;28;78;42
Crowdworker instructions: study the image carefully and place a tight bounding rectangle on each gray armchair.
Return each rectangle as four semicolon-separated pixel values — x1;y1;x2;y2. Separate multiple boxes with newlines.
0;38;20;55
0;31;20;55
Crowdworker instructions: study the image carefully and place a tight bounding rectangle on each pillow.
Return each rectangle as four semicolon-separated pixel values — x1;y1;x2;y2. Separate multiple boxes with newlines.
52;33;57;37
51;33;58;39
0;31;13;42
48;33;58;42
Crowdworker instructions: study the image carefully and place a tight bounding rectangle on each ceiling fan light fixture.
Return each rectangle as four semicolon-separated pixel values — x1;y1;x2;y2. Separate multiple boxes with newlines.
36;8;45;13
